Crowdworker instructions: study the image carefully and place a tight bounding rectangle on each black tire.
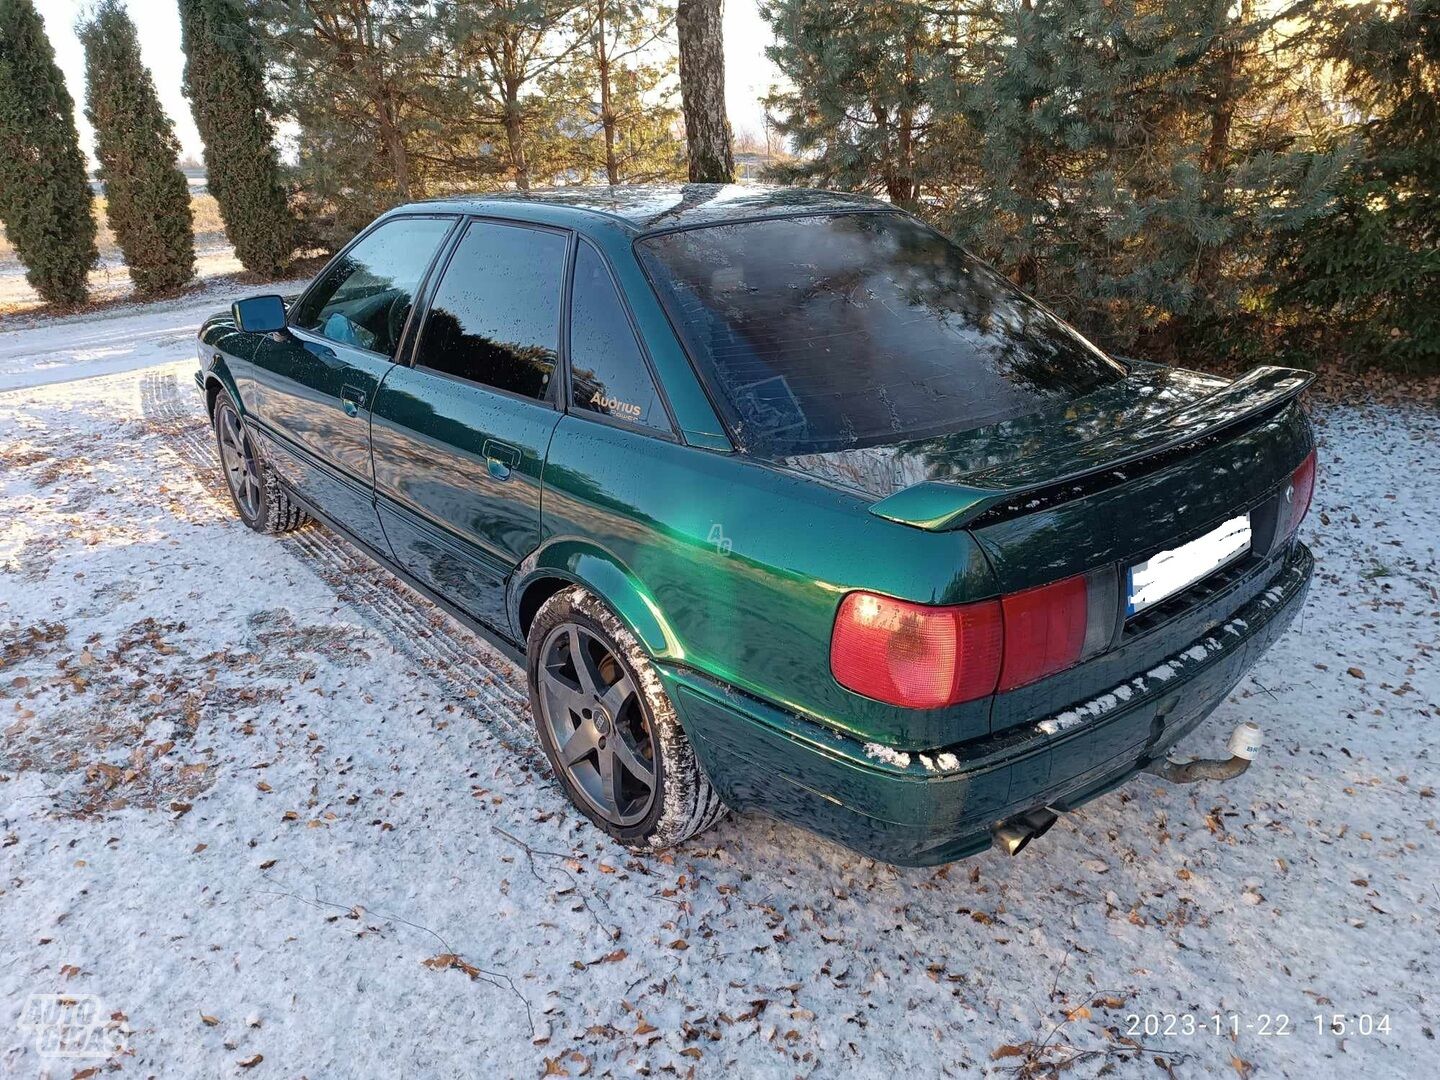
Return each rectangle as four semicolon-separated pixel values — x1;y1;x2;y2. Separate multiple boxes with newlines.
211;390;308;534
526;586;726;849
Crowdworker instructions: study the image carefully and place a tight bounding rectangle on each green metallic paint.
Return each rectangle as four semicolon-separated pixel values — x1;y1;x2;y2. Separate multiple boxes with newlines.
370;363;562;636
193;186;1320;864
663;542;1311;865
512;545;681;659
536;412;1000;748
865;482;1001;532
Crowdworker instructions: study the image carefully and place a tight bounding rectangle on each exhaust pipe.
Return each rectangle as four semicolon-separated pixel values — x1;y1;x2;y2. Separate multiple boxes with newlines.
1145;722;1262;784
992;807;1059;856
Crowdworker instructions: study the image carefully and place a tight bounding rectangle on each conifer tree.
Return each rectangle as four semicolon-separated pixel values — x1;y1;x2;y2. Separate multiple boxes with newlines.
80;0;194;296
262;0;448;245
761;1;959;208
1276;0;1439;371
559;0;684;184
0;0;97;305
179;0;295;276
762;0;1330;357
444;0;590;193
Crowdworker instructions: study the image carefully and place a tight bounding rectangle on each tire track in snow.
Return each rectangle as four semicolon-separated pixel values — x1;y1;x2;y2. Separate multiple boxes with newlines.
138;369;540;759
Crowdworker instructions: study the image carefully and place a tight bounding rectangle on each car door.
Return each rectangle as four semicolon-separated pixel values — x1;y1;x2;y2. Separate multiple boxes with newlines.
370;218;569;635
248;214;456;549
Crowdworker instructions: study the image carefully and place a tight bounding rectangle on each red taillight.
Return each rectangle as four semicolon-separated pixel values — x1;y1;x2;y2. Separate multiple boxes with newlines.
998;574;1089;691
830;592;1002;708
831;569;1118;708
1281;449;1316;538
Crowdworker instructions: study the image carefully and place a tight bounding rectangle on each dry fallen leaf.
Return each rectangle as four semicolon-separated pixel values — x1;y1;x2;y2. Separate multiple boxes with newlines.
200;1013;220;1027
422;953;482;980
238;1054;263;1068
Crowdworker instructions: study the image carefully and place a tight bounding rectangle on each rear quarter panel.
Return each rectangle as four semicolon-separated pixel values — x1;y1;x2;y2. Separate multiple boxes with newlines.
534;415;999;748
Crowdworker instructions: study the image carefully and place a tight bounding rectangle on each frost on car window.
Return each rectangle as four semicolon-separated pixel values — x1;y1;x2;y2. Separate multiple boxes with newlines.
639;212;1127;455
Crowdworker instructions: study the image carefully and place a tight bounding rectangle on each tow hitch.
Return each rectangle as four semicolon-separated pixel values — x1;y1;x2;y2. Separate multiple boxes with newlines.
1144;721;1263;784
991;722;1264;855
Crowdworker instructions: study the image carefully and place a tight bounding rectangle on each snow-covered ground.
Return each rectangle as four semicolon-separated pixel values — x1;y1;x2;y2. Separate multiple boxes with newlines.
0;310;1436;1077
0;278;306;393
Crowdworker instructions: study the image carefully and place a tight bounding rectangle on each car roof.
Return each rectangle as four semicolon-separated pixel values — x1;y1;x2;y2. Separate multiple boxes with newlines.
397;184;893;235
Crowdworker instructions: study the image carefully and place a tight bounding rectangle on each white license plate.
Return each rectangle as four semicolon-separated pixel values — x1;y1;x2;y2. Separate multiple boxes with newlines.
1127;515;1252;615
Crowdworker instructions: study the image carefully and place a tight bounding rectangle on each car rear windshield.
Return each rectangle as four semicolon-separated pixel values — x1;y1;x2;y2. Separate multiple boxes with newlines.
637;211;1127;455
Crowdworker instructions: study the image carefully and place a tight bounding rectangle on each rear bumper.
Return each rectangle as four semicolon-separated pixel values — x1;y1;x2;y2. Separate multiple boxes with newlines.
663;542;1313;866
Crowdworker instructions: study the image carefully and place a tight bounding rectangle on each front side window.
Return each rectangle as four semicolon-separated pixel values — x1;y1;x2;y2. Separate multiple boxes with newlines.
413;220;567;400
569;241;667;431
637;211;1127;456
291;216;453;357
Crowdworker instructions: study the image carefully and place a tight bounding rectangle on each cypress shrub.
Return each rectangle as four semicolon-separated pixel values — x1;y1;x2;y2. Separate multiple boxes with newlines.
0;0;98;305
178;0;295;275
80;0;195;296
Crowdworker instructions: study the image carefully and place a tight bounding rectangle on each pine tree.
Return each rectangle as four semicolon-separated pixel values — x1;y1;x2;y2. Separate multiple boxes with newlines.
760;1;963;207
930;1;1329;356
0;0;97;305
444;0;590;193
558;0;685;184
262;0;451;246
80;0;194;296
179;0;295;276
1275;0;1440;372
676;0;732;182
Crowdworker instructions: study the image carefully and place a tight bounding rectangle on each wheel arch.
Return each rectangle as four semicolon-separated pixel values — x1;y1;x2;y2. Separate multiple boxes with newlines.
512;540;682;663
200;355;243;420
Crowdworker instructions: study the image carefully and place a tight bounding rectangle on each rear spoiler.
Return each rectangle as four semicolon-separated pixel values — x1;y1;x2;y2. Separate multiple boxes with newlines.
869;365;1314;532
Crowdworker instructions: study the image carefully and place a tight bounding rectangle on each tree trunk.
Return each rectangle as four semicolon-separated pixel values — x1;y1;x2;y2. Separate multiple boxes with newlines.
1194;14;1243;302
1015;0;1038;292
505;96;530;191
676;0;733;183
891;33;917;208
375;94;411;200
499;31;530;192
597;0;618;185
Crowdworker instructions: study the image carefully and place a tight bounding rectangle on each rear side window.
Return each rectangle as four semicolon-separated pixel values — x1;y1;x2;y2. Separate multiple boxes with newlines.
568;241;667;431
414;220;567;400
291;216;453;357
637;212;1127;455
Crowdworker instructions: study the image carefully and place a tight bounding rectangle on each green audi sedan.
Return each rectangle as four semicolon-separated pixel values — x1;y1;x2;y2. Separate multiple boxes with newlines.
195;185;1315;865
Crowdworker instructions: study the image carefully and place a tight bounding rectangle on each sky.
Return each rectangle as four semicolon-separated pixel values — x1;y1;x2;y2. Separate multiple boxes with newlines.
39;0;784;169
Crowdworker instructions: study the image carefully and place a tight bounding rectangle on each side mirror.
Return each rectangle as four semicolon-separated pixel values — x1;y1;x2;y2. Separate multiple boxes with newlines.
232;294;287;335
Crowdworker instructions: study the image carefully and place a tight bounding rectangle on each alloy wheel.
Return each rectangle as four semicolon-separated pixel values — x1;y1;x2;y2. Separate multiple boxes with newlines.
537;623;657;826
217;403;262;521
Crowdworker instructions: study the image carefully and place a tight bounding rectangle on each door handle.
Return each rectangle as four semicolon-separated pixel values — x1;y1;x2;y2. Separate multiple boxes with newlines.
483;439;521;482
341;384;367;418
